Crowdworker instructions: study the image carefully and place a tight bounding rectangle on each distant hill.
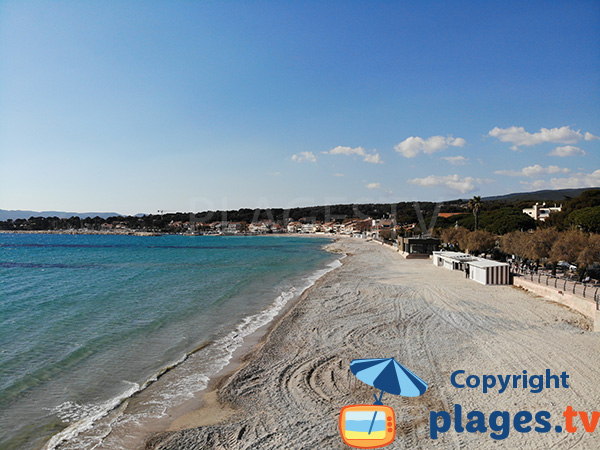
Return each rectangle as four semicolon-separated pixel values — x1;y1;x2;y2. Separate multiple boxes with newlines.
482;187;600;203
2;187;599;221
0;210;123;221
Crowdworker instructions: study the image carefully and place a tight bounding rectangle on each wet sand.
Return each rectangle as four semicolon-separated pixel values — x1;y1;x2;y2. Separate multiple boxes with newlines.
146;237;600;449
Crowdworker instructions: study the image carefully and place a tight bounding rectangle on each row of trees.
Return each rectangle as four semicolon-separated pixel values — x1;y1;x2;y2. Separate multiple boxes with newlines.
501;229;600;279
439;228;497;255
438;226;600;281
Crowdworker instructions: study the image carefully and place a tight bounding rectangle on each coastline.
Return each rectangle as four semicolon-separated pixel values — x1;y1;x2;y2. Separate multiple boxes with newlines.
132;242;347;447
146;237;600;449
161;252;347;435
37;236;343;450
166;240;349;432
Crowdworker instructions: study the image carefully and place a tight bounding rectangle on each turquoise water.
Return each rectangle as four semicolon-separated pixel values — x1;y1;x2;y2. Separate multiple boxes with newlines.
0;233;337;450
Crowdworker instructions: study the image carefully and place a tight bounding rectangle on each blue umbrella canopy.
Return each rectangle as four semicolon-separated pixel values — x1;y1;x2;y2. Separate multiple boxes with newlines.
350;357;428;397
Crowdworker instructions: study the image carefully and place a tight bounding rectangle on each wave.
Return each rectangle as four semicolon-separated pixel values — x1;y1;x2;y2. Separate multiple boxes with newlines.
43;254;343;450
45;381;140;450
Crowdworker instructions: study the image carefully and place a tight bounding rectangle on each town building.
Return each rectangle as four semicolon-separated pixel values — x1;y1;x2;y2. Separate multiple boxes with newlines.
522;203;562;222
287;221;302;233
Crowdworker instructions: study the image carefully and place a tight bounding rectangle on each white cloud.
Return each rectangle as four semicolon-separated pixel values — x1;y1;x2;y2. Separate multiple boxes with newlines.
394;135;466;158
548;170;600;189
291;151;316;163
363;153;383;164
366;182;381;189
447;137;467;147
494;164;570;177
329;146;366;156
407;174;489;194
519;170;600;190
488;126;587;150
441;155;468;165
548;146;586;157
327;146;383;164
585;132;600;141
333;173;344;177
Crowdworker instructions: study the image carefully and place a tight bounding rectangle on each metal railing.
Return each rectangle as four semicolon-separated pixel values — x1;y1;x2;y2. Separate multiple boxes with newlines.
511;267;600;310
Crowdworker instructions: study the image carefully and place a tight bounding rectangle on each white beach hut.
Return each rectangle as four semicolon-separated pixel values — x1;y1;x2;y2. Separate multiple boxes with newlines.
467;259;510;285
432;251;510;285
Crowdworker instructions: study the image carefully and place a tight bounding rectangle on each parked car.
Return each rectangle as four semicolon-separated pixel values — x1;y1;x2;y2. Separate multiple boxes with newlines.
557;261;577;271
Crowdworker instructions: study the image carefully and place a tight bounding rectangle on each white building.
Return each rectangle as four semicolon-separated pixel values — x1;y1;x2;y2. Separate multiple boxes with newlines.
433;251;510;285
522;203;562;222
248;222;270;233
301;223;317;233
224;222;243;234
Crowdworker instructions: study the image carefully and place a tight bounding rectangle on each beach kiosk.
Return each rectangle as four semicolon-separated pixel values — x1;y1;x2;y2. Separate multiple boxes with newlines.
399;237;440;258
466;259;510;285
432;251;510;285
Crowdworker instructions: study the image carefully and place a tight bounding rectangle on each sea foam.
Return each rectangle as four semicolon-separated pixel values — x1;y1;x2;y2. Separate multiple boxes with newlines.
38;242;343;450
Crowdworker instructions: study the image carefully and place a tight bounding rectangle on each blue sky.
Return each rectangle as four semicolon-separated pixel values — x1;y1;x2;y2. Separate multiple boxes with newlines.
1;1;599;215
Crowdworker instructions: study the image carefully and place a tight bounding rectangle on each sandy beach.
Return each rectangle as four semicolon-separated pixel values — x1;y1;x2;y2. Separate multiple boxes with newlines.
146;237;600;449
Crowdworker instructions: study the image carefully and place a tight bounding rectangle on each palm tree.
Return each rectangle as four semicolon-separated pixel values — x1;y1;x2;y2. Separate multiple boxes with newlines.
468;196;483;230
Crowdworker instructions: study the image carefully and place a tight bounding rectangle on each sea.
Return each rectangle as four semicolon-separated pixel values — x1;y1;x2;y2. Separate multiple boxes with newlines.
0;233;340;450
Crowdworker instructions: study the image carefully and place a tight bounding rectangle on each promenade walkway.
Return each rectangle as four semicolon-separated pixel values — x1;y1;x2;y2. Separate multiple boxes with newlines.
512;268;600;331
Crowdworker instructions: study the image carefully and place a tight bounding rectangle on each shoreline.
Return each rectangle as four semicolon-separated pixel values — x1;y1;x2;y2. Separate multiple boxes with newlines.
38;237;343;450
164;242;349;434
131;242;347;446
162;257;346;435
145;237;600;449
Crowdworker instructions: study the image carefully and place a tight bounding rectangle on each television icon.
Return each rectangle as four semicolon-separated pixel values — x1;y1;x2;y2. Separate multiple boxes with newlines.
339;404;396;449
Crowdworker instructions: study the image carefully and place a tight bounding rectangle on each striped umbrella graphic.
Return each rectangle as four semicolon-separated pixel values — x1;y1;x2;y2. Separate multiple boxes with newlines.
350;358;428;435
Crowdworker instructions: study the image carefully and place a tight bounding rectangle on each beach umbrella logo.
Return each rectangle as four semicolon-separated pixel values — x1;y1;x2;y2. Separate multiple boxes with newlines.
339;357;428;449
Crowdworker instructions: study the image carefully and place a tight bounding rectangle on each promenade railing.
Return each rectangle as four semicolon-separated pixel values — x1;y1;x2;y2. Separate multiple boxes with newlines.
511;267;600;311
